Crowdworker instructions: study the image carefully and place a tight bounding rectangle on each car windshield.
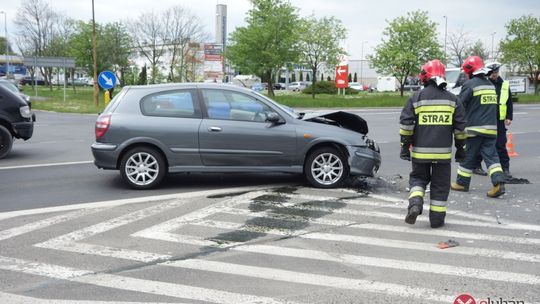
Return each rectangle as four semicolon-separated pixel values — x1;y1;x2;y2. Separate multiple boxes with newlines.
0;81;19;93
446;70;461;84
252;91;299;119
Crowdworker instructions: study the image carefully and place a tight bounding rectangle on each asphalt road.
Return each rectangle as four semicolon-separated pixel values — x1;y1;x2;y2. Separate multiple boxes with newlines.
0;105;539;303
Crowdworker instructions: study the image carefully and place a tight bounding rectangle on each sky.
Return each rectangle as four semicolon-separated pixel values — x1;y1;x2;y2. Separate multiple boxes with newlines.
1;0;539;60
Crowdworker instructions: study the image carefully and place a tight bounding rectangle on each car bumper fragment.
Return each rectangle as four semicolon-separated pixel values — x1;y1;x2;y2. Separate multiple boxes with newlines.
12;120;34;140
91;142;119;169
348;146;381;176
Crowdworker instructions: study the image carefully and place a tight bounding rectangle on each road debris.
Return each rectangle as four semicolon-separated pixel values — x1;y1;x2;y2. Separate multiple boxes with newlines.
437;239;460;249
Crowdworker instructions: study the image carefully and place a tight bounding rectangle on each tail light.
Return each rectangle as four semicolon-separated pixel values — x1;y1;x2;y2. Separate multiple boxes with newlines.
95;114;111;139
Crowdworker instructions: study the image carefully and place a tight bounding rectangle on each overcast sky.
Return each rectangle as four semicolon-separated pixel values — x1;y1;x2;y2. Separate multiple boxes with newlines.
1;0;538;59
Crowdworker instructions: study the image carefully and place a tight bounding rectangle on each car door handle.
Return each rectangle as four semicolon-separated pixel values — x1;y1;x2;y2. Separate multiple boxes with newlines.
208;126;222;132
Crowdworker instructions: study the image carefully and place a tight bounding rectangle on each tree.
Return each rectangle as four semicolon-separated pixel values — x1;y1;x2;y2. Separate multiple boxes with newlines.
447;28;470;67
466;40;489;61
368;11;444;96
14;0;61;87
298;16;346;98
348;73;352;82
306;73;310;81
501;15;540;95
291;73;296;82
299;72;303;81
0;37;14;55
320;73;324;81
129;11;168;84
353;72;357;82
227;0;300;97
138;64;147;85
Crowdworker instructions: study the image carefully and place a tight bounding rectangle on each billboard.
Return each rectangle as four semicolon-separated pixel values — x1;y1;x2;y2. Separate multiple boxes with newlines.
204;44;224;81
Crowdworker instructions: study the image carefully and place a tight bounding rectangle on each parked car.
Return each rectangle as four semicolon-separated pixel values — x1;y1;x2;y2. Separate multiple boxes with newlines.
287;81;310;91
251;83;264;91
273;83;286;90
0;80;31;108
0;84;35;159
91;83;381;189
19;76;47;86
348;82;364;91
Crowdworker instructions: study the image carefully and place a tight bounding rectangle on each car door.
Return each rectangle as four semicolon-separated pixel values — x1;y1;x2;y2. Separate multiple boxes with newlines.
198;88;297;167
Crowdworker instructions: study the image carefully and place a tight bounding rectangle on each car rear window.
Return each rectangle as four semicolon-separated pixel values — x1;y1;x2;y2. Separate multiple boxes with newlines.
140;90;200;118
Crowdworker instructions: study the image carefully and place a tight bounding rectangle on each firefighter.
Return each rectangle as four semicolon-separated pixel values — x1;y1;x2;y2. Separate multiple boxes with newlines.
399;59;466;228
450;56;506;197
486;62;513;178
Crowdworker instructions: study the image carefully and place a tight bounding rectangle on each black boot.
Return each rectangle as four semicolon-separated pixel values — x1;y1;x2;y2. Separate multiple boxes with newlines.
429;210;446;228
405;197;423;225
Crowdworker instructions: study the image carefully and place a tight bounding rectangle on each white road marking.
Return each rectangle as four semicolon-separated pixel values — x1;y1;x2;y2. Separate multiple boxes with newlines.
0;208;108;241
165;259;455;303
0;186;267;221
185;219;540;263
35;199;188;263
0;256;298;304
0;292;181;304
0;160;93;170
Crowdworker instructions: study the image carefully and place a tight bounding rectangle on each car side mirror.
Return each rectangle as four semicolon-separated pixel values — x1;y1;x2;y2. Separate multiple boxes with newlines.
266;112;283;124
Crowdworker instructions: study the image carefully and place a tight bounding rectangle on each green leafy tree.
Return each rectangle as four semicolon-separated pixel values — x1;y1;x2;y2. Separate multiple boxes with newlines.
368;11;444;96
0;37;14;55
320;73;324;81
327;75;331;81
138;64;147;85
291;73;296;82
306;73;310;81
501;15;540;95
348;73;352;82
227;0;300;96
298;16;346;98
353;72;357;82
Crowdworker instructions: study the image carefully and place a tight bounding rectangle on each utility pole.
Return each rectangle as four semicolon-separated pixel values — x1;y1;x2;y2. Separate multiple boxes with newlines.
92;0;99;106
0;11;9;78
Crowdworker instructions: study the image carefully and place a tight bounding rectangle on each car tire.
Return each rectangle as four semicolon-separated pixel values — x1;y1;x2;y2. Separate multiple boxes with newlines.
304;147;349;188
120;147;166;189
0;125;13;159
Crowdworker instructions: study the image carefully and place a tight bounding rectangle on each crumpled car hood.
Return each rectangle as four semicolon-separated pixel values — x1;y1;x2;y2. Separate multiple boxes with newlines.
301;111;369;135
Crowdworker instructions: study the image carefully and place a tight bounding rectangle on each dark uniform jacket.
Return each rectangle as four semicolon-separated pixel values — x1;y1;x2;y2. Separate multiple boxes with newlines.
399;83;466;163
458;75;498;137
491;76;513;121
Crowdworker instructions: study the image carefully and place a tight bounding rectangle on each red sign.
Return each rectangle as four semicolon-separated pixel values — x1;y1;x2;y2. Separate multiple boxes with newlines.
335;65;349;88
454;294;476;304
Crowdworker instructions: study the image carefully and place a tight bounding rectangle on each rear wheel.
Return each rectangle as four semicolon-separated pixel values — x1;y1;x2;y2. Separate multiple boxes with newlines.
0;125;13;159
304;147;349;188
120;147;166;189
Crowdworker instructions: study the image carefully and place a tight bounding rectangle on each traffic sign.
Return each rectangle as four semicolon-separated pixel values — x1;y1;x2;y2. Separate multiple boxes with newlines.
98;71;117;90
454;294;476;304
335;65;349;89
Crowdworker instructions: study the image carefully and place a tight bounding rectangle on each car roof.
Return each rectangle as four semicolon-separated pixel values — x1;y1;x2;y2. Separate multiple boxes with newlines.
123;83;255;94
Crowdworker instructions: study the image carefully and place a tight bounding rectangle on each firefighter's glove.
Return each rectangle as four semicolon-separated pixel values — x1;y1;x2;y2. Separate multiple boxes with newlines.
455;139;466;163
400;144;411;161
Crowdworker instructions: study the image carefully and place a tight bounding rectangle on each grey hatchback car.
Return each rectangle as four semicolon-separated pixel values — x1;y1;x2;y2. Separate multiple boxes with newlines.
91;83;381;189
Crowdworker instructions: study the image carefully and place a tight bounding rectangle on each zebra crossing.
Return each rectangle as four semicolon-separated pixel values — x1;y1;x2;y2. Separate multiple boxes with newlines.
0;186;539;303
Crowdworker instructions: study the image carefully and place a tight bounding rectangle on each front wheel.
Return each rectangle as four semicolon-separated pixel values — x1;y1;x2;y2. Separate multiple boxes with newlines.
0;125;13;159
304;147;349;188
120;147;166;189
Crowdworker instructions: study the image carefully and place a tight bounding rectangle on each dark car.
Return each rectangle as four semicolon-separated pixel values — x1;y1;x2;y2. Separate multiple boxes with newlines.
0;80;32;108
19;76;47;86
91;83;381;189
0;85;35;159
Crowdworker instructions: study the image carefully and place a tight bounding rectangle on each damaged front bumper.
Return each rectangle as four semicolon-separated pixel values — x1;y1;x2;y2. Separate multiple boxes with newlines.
347;145;381;177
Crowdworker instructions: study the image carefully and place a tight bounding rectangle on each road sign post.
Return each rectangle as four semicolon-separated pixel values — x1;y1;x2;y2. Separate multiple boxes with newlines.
98;71;117;90
335;65;349;96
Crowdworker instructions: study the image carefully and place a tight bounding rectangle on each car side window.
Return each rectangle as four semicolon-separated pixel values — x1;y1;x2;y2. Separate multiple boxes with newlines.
202;89;277;122
140;90;200;118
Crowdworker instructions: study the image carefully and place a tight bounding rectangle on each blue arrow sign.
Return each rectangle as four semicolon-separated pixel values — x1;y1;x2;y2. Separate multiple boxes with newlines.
98;71;117;90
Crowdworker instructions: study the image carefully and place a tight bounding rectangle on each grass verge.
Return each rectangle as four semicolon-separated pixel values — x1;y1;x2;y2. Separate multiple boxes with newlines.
22;86;106;113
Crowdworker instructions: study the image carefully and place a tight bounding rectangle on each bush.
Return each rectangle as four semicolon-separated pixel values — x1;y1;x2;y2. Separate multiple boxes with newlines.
303;81;358;95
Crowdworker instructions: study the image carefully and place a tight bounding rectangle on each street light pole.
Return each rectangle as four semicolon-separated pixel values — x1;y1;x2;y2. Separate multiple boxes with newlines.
360;41;367;84
0;11;9;78
490;32;496;60
92;0;99;106
443;15;447;61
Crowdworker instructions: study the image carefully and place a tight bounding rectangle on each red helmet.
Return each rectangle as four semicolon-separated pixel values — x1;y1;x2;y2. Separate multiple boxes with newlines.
420;59;446;84
462;56;485;75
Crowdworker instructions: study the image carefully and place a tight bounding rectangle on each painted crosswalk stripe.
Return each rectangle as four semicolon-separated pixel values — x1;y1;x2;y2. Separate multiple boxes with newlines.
183;219;540;263
250;199;540;232
0;256;298;304
0;291;182;304
220;206;540;246
165;259;456;303
0;208;108;241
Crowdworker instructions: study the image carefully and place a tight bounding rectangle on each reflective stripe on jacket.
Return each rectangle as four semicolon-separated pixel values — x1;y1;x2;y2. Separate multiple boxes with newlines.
458;76;498;138
399;84;466;163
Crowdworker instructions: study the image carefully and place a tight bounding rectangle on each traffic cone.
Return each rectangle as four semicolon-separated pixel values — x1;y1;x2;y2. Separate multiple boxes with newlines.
506;132;519;157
